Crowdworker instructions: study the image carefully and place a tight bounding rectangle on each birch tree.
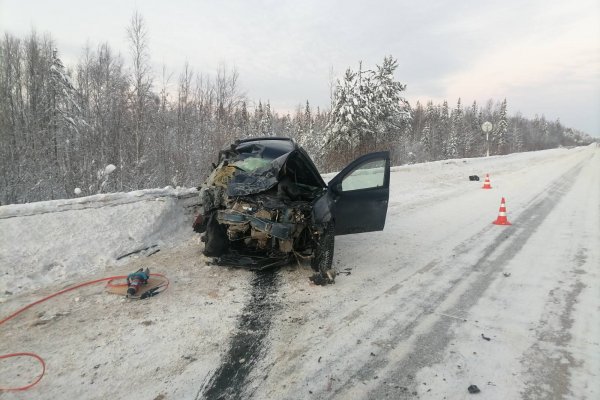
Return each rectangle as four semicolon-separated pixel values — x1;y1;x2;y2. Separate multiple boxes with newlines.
127;11;152;166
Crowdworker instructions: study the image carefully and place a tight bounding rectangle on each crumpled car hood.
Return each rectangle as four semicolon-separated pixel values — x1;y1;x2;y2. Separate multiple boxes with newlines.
226;152;288;196
226;167;279;196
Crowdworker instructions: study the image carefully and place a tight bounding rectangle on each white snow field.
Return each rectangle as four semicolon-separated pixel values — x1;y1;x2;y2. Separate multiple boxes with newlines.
1;145;598;399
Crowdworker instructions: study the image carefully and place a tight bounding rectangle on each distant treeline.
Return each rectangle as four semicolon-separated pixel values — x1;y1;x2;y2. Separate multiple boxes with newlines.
0;14;594;205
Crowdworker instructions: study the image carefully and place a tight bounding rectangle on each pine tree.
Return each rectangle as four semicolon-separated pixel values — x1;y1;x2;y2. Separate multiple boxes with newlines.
325;56;409;155
446;110;459;159
439;100;450;158
464;100;479;157
421;123;431;159
252;101;264;136
259;101;273;136
325;68;364;148
297;100;316;151
282;113;294;139
304;100;312;137
372;56;410;145
513;125;523;152
447;98;464;158
496;98;509;154
234;100;250;137
420;101;436;160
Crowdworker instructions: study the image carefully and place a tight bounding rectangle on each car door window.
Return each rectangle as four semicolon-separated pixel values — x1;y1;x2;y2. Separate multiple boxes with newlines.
341;159;385;191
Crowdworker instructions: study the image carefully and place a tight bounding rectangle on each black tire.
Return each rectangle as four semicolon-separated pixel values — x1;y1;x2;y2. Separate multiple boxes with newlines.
311;221;335;273
203;211;229;257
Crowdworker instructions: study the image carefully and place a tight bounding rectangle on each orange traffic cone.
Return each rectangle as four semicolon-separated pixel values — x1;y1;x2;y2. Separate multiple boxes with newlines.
482;174;492;189
493;197;512;225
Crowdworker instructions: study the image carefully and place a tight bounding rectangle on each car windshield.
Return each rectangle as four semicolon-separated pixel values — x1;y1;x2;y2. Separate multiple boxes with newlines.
232;157;272;172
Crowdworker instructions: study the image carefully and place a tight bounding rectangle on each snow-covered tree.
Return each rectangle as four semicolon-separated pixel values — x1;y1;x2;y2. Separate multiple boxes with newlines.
297;101;317;151
438;100;450;158
325;56;409;160
446;98;464;158
259;101;274;136
420;101;436;160
233;100;250;137
464;100;479;157
496;98;509;154
49;48;88;194
325;67;364;148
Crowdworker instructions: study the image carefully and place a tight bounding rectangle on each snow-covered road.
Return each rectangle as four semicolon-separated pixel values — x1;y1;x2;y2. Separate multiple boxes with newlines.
1;145;598;399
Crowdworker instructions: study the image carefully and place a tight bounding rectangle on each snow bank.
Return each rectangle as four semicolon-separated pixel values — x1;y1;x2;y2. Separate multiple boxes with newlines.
0;187;199;295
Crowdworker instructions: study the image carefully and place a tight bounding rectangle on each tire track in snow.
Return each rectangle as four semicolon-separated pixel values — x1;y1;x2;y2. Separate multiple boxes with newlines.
521;152;599;399
198;271;280;400
331;155;591;399
521;260;586;399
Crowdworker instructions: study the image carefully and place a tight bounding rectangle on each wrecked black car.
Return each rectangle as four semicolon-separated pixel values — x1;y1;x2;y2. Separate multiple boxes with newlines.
194;137;390;283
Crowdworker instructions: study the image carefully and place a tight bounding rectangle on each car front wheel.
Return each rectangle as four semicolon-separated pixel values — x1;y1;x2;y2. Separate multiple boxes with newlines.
203;211;229;257
310;221;336;284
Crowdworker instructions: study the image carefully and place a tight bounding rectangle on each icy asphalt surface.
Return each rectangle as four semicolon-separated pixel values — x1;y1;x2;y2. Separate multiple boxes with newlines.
1;145;598;399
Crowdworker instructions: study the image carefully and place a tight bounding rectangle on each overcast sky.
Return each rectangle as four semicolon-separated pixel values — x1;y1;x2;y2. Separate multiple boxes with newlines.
1;0;599;136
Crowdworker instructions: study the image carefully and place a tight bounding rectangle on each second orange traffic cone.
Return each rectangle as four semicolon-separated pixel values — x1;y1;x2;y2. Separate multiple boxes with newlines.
493;197;512;225
482;174;492;189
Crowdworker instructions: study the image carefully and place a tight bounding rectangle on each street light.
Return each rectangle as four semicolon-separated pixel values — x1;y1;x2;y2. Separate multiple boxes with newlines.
482;121;492;157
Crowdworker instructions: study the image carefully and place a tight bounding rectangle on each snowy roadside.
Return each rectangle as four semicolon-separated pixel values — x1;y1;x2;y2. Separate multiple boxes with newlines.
0;187;199;297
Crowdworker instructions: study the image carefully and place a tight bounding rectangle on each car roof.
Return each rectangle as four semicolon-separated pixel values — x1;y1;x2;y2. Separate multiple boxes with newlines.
234;137;297;159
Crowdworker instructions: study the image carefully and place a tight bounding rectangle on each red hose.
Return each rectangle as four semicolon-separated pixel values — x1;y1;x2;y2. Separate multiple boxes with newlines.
0;273;169;391
0;275;126;326
0;353;46;391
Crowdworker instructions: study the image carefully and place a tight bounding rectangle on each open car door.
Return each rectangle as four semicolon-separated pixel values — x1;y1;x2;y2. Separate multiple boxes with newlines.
328;151;390;235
